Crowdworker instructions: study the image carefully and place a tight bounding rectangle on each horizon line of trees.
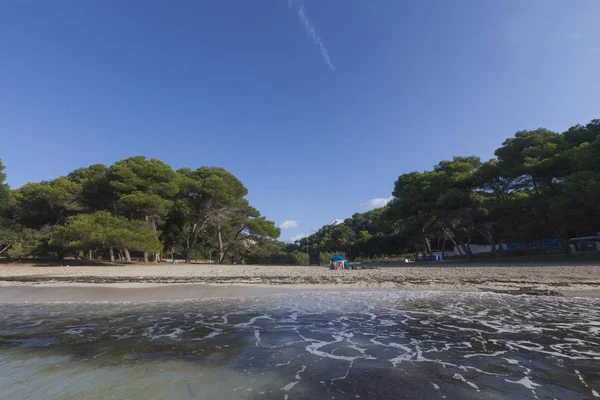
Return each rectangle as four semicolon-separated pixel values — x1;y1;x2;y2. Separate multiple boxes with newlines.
291;118;600;261
0;156;281;263
2;117;599;265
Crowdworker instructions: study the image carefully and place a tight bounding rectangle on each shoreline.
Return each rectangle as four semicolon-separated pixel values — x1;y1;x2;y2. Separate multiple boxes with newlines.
1;282;598;302
1;263;600;301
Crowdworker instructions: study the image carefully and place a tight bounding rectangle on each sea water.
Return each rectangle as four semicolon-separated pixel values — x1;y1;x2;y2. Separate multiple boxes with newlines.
1;291;599;399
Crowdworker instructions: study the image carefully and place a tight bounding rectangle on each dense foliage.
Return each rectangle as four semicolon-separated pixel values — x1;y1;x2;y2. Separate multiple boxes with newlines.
2;118;598;264
293;119;600;261
0;157;280;263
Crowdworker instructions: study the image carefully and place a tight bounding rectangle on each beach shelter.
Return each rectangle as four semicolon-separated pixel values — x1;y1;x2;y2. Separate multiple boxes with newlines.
330;255;349;270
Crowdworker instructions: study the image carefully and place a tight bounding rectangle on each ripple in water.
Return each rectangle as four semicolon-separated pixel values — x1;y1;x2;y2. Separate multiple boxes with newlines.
1;291;599;399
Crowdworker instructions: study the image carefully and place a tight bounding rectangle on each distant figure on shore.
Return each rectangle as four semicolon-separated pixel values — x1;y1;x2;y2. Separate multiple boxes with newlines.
330;255;349;270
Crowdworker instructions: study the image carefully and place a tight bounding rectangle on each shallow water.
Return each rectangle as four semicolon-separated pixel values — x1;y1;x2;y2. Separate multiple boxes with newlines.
1;291;599;399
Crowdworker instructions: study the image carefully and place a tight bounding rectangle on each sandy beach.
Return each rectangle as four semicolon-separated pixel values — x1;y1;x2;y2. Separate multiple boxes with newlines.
1;261;600;301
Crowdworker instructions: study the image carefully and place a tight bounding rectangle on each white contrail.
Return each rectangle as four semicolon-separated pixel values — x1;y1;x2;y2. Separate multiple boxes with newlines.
289;0;336;71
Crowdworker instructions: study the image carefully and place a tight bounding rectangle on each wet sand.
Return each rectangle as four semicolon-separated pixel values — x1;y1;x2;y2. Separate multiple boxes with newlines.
1;262;600;300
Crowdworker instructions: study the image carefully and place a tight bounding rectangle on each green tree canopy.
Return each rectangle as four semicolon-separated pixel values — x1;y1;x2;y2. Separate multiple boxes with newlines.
67;163;111;211
10;177;84;229
177;166;250;263
0;159;9;210
50;211;162;256
107;156;178;223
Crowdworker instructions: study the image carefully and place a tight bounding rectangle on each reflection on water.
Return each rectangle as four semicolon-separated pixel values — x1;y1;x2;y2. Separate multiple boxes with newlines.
1;292;600;399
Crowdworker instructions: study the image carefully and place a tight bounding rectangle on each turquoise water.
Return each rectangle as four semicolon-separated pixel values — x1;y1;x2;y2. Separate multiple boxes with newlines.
1;291;599;399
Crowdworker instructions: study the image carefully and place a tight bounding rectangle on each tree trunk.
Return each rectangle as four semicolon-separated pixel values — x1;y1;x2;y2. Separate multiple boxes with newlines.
497;239;505;256
460;241;472;262
441;226;462;255
145;215;155;264
466;232;473;259
186;227;200;264
420;227;432;255
460;243;468;257
560;230;572;257
118;248;124;262
521;237;530;257
481;227;500;259
441;236;447;258
425;237;432;255
489;238;500;259
110;247;115;263
219;227;246;265
88;249;93;260
185;220;208;264
217;222;225;264
124;248;132;262
0;244;11;255
186;234;197;264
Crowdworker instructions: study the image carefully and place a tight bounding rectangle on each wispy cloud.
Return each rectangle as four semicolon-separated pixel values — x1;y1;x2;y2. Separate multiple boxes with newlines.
568;32;583;40
331;219;344;225
280;220;300;229
361;196;393;210
289;0;336;71
290;233;307;242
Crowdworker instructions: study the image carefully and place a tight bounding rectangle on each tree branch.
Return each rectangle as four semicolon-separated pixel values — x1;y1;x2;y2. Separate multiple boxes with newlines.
0;244;11;255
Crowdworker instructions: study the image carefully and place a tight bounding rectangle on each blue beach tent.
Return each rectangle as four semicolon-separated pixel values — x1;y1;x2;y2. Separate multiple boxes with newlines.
331;255;350;270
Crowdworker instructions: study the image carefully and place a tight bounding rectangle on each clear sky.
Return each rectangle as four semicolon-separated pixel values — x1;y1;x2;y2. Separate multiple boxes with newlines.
1;0;599;242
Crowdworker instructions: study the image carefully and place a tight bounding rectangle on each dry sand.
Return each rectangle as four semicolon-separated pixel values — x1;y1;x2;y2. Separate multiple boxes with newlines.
1;262;600;301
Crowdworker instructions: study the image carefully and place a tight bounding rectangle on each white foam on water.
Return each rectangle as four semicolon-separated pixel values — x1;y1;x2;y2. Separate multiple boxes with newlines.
64;328;85;335
280;367;306;393
503;340;600;360
453;373;479;391
574;369;586;384
196;328;223;341
4;290;600;398
21;320;44;327
306;333;375;362
280;381;298;391
464;351;506;358
295;365;307;380
234;314;271;328
574;369;600;398
149;327;189;341
331;359;354;382
254;329;261;346
505;377;540;390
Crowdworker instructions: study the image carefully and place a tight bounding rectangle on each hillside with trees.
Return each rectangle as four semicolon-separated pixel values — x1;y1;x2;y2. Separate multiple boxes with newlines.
291;118;600;261
1;118;599;264
0;157;280;263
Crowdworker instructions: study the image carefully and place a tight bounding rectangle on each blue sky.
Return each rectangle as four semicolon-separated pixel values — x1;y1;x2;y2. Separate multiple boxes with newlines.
1;0;599;242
